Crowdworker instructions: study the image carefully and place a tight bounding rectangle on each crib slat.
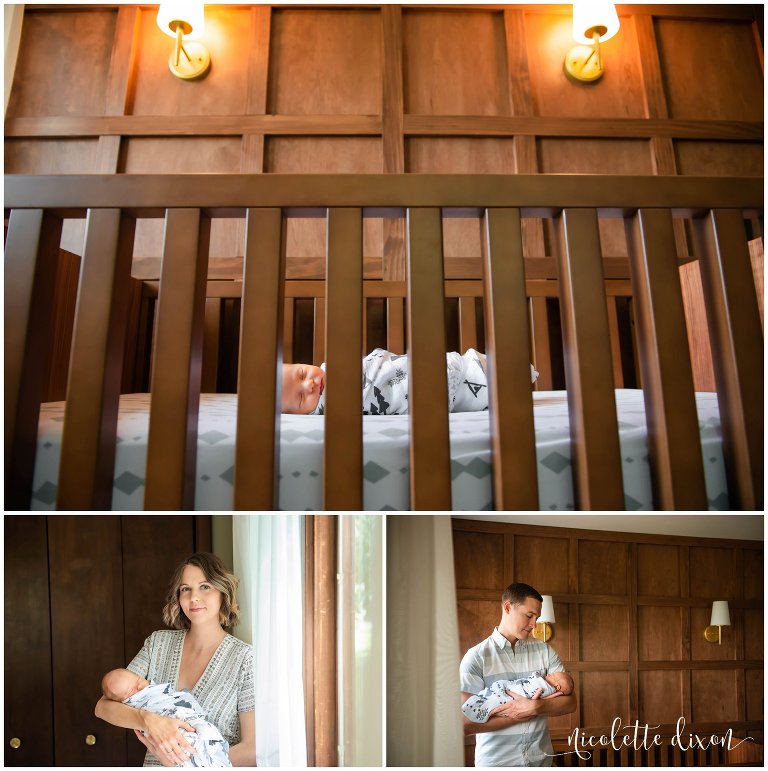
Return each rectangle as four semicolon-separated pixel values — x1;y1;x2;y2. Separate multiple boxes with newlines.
557;208;624;510
482;208;539;510
529;296;553;390
625;209;707;509
324;208;363;510
57;209;135;510
313;297;325;366
234;208;284;510
458;296;478;352
692;209;764;510
202;298;221;392
387;296;405;354
407;207;452;510
5;209;63;509
283;298;295;363
145;208;210;510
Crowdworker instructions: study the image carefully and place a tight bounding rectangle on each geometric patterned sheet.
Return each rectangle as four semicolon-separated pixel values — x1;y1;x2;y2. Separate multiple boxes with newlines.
31;389;728;511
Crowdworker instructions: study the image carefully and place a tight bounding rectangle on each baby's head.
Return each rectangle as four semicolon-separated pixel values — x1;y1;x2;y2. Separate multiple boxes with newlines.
102;668;150;702
281;363;325;414
544;671;574;695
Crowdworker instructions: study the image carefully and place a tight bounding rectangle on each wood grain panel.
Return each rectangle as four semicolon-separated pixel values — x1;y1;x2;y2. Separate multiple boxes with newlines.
691;669;738;723
655;19;764;121
689;546;737;599
675;141;764;176
638;670;683;726
637;606;683;661
690;605;737;661
6;9;115;118
580;605;629;662
130;7;251;117
745;669;763;722
578;541;628;596
743;609;764;661
581;671;629;727
453;531;505;591
457;599;501;661
743;549;764;601
402;9;509;115
546;602;571;666
526;12;645;118
4;138;99;174
48;516;127;766
269;8;381;115
4;516;54;767
637;544;680;597
514;536;569;594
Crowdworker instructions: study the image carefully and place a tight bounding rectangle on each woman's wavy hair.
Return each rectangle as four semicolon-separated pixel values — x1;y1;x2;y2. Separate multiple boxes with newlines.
162;552;240;631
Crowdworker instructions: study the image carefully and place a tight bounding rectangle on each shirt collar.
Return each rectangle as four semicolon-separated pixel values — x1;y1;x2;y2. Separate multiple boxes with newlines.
492;626;518;650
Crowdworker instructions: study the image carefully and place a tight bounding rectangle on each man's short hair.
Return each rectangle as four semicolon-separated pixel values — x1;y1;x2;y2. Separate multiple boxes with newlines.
502;582;543;606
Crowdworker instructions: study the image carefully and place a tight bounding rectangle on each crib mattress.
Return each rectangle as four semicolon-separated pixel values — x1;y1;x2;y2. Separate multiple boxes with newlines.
31;390;728;511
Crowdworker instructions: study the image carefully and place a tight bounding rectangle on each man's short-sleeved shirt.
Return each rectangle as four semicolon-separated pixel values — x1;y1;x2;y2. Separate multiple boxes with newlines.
460;628;565;767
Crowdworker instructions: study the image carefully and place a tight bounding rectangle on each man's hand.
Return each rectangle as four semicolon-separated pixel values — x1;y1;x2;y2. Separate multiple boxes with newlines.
488;690;543;720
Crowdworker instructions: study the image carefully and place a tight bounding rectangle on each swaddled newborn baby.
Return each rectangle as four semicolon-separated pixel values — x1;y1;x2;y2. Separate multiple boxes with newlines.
281;348;538;415
102;668;232;767
462;670;574;724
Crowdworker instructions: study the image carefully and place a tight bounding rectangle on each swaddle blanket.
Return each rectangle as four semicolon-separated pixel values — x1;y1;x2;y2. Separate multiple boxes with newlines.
311;349;538;415
126;682;231;767
462;674;556;723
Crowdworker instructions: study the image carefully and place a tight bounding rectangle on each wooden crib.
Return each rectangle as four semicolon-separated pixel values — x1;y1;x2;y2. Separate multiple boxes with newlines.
4;174;763;511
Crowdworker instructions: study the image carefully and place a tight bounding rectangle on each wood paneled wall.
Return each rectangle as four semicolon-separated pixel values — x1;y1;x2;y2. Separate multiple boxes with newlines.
5;4;763;391
452;518;763;765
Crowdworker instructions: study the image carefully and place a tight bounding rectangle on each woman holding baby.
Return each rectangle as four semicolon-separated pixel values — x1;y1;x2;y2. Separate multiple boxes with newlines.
95;553;255;767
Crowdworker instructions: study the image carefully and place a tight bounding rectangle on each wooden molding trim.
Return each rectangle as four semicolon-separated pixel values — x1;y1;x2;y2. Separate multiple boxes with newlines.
4;115;763;142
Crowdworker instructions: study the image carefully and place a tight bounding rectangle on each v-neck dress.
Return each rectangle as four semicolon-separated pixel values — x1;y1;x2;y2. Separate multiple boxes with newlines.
127;629;254;767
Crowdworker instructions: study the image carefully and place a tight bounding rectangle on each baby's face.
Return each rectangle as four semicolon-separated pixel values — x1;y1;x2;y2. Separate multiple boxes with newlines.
548;672;574;695
109;671;150;701
281;364;325;414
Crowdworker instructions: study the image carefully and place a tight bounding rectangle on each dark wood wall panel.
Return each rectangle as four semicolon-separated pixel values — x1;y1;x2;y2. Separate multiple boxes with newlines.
638;606;684;660
269;8;382;115
637;543;681;596
402;9;509;115
639;670;684;725
7;9;116;117
514;535;570;593
452;518;763;763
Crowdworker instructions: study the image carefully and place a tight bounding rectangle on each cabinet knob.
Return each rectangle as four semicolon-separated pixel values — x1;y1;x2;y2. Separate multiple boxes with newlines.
85;735;97;746
10;737;22;749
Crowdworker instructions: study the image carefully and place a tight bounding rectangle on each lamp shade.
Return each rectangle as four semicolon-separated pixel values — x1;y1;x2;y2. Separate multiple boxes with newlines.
572;1;620;45
539;595;556;624
710;600;731;627
157;1;205;40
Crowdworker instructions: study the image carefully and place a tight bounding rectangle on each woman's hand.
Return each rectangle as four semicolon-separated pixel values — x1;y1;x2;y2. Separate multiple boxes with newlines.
134;712;196;766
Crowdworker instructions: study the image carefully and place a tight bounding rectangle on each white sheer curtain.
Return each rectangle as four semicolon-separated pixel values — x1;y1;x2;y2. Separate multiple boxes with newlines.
233;515;308;768
338;514;384;767
386;515;464;766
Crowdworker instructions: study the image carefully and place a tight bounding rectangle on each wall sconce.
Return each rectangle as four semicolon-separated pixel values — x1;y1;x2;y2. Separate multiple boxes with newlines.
157;2;210;81
532;595;555;642
704;600;731;644
564;1;620;83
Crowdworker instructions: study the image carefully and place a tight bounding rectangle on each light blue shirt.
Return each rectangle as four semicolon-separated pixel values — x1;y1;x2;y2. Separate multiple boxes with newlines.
460;628;565;767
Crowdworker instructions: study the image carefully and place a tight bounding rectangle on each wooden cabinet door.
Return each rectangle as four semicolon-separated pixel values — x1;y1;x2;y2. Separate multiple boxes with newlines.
49;515;128;766
121;515;199;767
4;515;54;767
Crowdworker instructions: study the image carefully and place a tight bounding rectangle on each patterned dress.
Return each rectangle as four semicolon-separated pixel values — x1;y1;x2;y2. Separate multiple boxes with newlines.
127;630;254;767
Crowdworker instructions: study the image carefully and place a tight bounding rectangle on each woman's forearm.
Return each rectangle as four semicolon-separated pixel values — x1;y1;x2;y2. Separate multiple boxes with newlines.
228;741;256;767
94;696;149;731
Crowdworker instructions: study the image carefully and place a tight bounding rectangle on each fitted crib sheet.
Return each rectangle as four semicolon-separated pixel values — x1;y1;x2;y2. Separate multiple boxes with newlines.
31;390;728;511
